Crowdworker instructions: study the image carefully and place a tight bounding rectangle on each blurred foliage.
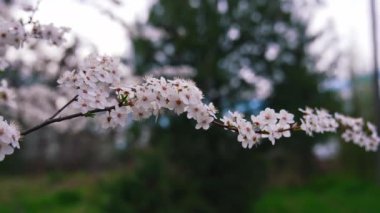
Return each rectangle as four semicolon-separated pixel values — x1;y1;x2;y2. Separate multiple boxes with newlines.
127;0;341;211
100;144;267;212
99;149;215;212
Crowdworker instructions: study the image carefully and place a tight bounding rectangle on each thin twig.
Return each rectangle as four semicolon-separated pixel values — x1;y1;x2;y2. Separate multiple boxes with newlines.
48;95;78;120
27;0;42;23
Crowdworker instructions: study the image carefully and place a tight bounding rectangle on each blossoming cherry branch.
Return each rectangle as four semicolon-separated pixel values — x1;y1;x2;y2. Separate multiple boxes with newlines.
0;5;379;162
1;55;377;162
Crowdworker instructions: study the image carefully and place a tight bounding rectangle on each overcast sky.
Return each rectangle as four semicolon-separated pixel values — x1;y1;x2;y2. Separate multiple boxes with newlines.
313;0;374;76
35;0;152;56
34;0;377;78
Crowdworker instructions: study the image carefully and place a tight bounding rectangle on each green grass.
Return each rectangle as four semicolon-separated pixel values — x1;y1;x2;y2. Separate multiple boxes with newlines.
0;172;117;213
1;172;380;212
254;175;380;213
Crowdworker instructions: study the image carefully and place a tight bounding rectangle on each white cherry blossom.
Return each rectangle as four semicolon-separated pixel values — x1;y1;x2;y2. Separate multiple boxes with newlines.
277;109;294;125
258;108;277;125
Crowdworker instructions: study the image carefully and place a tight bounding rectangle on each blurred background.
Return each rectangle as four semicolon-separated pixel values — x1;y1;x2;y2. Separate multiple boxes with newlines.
1;0;380;212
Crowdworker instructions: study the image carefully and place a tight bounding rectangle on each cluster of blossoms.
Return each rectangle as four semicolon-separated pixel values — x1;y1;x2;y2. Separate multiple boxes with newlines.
299;107;339;136
0;19;69;49
221;108;294;148
99;77;217;130
0;116;20;161
30;23;70;46
298;108;380;151
58;54;126;113
58;55;216;131
335;113;380;151
220;107;380;151
0;19;26;48
56;55;380;153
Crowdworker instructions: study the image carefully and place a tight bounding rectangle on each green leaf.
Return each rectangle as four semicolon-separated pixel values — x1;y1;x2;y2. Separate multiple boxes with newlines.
84;112;96;118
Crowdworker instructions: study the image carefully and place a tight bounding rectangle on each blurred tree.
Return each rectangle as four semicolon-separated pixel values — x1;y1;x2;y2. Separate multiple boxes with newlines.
369;0;380;185
110;0;341;212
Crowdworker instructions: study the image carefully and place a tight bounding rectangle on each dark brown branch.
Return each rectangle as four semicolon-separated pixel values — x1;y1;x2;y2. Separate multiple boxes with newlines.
212;120;300;135
21;106;115;136
212;120;239;132
21;102;300;137
48;95;78;120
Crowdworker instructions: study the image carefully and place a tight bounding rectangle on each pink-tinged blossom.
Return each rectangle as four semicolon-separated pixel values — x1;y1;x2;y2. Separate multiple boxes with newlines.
195;116;214;130
277;109;294;125
258;108;277;125
0;80;16;108
0;116;20;161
